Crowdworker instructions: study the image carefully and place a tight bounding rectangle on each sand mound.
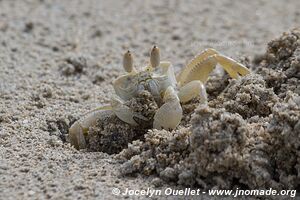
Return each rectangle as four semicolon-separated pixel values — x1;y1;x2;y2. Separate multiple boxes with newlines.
268;92;300;188
113;29;300;191
76;29;300;192
209;74;279;118
254;28;300;98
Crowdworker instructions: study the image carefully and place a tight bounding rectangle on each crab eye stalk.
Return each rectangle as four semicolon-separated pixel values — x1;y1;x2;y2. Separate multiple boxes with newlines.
123;50;134;73
150;45;160;68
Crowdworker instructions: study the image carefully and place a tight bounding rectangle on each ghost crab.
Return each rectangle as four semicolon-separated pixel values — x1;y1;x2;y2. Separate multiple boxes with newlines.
69;46;250;149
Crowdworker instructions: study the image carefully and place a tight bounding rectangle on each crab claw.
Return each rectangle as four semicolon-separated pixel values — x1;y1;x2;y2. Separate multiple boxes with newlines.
110;96;148;126
153;86;182;130
150;45;160;68
123;50;135;73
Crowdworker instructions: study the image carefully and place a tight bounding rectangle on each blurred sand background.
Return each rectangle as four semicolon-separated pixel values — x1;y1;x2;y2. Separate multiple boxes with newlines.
0;0;299;199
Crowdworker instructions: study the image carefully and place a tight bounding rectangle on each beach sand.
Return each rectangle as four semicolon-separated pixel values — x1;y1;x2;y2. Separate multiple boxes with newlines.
0;0;299;199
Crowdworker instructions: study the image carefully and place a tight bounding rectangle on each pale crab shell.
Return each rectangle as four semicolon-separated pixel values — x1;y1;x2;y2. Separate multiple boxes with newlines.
113;61;177;102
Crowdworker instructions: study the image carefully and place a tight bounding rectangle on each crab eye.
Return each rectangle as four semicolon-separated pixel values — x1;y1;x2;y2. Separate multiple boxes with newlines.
123;50;134;73
150;45;160;68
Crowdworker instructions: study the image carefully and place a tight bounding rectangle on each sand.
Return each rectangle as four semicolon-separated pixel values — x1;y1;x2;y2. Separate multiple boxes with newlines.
1;0;300;199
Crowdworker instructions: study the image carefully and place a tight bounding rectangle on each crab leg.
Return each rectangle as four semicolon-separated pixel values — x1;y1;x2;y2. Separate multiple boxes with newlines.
178;55;217;86
177;48;218;83
69;95;149;149
69;108;113;149
153;86;182;130
178;80;207;104
214;54;250;78
177;48;250;86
